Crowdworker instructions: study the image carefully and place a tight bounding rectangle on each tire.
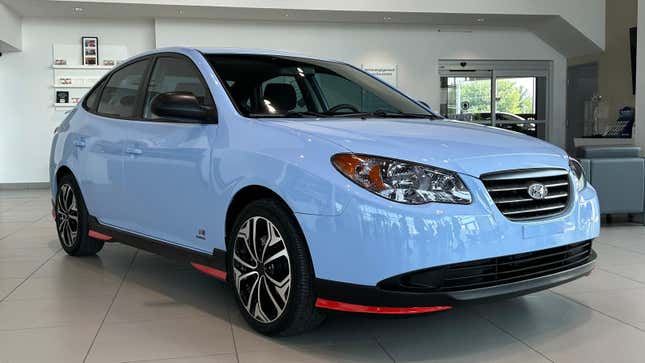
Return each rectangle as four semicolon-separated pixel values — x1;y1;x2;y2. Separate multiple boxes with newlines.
55;174;104;256
227;198;324;336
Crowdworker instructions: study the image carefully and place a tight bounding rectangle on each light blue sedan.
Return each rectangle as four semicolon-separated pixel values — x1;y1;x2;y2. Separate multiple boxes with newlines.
50;47;599;335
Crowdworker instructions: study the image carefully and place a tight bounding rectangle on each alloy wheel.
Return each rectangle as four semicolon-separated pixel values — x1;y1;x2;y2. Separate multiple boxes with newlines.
56;184;79;247
233;216;291;324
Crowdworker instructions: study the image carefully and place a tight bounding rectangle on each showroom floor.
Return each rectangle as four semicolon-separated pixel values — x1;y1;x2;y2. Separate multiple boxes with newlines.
1;190;645;363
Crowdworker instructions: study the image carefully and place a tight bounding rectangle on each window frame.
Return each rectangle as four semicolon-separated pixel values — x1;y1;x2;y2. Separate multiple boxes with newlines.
83;52;217;125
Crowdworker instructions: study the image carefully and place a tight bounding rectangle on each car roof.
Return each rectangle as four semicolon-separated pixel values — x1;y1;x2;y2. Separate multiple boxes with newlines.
133;47;341;63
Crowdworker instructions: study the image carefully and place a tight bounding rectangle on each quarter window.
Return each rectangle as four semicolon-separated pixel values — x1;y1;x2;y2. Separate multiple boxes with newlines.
144;57;212;120
97;60;148;118
83;79;105;112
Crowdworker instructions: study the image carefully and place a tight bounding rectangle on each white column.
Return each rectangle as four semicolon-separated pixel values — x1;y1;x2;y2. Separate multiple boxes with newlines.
636;0;645;155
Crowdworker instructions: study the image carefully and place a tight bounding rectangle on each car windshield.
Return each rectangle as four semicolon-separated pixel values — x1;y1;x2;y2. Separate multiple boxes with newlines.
206;54;439;119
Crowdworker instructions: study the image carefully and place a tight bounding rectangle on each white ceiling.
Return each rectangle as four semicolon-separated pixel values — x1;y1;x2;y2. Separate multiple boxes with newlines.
1;0;602;57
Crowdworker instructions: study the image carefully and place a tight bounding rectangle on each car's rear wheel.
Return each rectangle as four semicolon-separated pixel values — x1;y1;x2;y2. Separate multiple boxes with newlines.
227;198;324;335
55;174;104;256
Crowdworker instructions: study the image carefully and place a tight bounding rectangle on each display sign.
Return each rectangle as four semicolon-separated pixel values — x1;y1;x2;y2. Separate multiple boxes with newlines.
361;64;398;87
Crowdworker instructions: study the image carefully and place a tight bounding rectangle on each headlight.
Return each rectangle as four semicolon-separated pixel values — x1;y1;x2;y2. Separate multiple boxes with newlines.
331;153;472;205
569;157;586;191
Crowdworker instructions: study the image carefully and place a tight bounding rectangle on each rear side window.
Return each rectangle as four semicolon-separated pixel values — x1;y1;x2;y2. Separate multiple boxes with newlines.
144;57;212;120
97;60;149;118
83;79;105;112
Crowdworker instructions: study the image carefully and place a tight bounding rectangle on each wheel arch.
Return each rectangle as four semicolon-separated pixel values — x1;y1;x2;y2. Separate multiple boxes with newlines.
53;165;89;213
52;165;77;197
224;185;317;276
225;185;298;242
55;165;75;186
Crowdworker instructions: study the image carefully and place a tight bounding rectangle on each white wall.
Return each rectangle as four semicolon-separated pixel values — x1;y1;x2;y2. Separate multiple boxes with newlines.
0;17;155;184
156;18;567;145
0;2;22;51
0;16;568;184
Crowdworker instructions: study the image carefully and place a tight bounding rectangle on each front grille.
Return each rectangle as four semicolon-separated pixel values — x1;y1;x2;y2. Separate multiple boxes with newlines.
380;240;593;292
481;169;571;220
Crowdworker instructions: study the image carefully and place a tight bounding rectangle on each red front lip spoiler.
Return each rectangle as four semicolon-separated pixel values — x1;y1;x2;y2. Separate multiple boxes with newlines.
189;262;452;314
315;298;452;314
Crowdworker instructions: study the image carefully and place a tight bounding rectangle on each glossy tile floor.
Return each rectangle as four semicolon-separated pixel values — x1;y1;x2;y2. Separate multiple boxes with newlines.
2;189;645;363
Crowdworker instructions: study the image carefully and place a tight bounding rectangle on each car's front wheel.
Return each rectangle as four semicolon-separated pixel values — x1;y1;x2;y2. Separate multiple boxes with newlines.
55;174;104;256
227;198;324;335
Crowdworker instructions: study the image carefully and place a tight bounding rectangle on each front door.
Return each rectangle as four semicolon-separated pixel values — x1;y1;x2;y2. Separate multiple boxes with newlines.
121;54;217;253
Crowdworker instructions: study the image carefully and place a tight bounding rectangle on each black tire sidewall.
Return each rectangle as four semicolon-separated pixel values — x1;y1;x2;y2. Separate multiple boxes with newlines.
227;199;317;335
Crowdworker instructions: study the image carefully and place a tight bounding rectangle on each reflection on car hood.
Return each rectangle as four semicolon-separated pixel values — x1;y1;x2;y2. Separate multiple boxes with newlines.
270;118;569;177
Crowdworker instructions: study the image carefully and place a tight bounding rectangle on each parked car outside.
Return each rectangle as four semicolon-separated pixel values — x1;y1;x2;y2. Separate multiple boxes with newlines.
472;112;537;136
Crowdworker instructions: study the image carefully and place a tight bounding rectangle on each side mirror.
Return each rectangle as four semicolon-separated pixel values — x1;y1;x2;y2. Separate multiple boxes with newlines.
151;92;217;123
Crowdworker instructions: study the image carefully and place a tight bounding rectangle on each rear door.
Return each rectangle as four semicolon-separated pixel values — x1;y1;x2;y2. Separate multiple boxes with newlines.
120;53;217;252
75;58;150;228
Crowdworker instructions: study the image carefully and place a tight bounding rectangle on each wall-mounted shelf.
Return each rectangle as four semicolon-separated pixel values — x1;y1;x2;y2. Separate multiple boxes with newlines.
51;43;127;113
52;65;114;70
51;84;92;89
54;103;77;108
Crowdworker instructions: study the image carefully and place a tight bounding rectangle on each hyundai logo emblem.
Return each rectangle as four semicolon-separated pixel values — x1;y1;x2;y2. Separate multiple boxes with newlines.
528;183;548;200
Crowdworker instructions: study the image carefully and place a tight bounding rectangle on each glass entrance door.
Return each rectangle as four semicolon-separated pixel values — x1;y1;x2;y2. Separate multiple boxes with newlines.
440;72;493;125
494;76;547;139
438;61;550;140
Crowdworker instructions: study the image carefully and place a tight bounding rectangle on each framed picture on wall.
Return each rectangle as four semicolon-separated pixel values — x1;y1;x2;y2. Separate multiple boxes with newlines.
82;36;99;66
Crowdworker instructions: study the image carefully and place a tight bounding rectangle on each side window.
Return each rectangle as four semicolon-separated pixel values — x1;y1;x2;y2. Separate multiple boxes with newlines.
144;57;212;119
97;60;148;118
84;79;105;112
314;72;397;113
259;76;309;113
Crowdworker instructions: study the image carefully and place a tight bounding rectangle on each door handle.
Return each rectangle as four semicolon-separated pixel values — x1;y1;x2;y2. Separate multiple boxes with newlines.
125;147;143;155
73;139;86;148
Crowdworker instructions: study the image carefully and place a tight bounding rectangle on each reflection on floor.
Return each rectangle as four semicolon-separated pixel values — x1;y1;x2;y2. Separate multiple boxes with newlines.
1;189;645;362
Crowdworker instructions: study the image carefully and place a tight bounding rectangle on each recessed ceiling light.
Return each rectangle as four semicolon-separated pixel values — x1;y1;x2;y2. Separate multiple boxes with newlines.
73;7;84;12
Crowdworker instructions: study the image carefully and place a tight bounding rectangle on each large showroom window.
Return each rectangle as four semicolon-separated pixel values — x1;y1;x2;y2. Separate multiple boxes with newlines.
439;61;549;139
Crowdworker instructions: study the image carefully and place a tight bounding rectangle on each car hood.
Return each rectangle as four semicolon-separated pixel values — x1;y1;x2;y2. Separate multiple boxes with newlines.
269;118;569;177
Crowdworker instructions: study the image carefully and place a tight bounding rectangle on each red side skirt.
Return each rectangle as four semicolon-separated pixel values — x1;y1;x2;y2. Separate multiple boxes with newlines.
191;262;227;281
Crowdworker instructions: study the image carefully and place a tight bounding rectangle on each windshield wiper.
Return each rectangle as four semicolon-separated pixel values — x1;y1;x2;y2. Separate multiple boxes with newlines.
284;111;330;118
247;111;330;118
329;109;438;119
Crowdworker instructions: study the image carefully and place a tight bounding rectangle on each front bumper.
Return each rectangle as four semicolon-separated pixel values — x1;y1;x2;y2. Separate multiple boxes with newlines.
316;246;596;310
297;175;600;287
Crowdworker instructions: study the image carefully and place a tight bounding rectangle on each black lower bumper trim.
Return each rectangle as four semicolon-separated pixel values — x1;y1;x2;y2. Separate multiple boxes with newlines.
316;250;596;308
